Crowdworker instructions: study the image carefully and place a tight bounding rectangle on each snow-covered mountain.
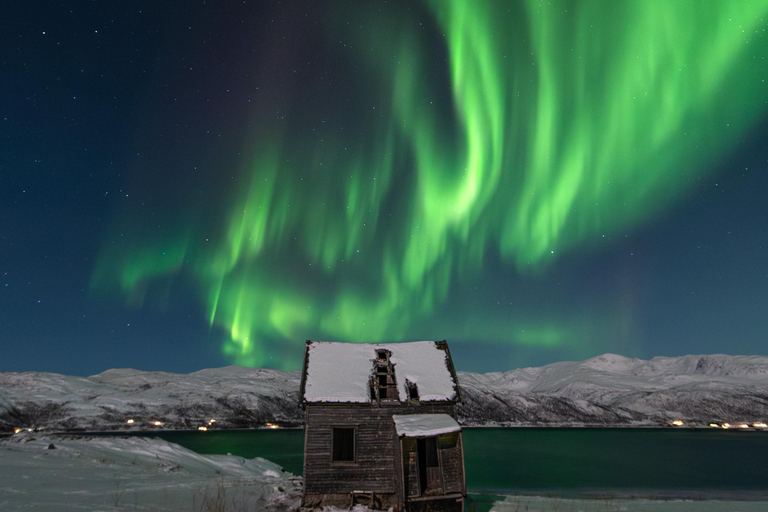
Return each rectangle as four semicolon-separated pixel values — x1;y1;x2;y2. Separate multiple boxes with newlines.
2;353;768;432
0;366;303;432
457;353;768;426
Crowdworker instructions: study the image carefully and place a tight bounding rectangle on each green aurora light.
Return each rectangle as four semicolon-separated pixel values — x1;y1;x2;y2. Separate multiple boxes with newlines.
92;0;768;368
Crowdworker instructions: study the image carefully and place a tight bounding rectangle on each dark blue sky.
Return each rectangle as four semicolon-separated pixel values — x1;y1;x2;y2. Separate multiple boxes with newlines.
2;1;768;376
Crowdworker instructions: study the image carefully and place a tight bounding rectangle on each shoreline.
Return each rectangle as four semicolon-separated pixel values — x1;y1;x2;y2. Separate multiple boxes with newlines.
484;495;768;512
7;422;768;436
3;433;768;511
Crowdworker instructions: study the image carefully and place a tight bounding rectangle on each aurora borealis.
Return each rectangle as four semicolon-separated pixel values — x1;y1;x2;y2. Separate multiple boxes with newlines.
4;1;768;375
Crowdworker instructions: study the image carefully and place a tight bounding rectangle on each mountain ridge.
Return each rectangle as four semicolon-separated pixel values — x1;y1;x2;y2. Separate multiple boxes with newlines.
2;353;768;432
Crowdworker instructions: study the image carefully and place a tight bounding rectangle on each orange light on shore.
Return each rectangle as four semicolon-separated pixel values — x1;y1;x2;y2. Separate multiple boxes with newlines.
14;428;22;434
266;423;279;429
671;420;684;426
739;424;750;429
126;419;134;425
208;419;216;425
709;423;720;428
754;423;768;428
151;421;164;426
198;426;208;431
722;423;731;429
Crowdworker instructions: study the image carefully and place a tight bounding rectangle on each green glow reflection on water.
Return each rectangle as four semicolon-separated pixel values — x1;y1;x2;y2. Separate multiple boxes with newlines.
146;428;768;494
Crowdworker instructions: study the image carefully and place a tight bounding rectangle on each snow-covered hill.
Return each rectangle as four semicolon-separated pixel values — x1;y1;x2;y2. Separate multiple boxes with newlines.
3;353;768;432
457;353;768;426
0;367;303;432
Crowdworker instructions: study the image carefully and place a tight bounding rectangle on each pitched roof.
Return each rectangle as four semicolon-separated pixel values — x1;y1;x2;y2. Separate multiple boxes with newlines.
299;340;460;404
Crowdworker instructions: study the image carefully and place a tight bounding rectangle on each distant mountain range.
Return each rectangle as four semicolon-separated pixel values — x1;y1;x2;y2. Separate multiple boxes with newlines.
458;353;768;426
2;354;768;432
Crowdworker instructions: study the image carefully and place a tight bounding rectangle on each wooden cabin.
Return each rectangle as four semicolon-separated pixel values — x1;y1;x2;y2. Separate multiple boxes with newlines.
299;340;466;512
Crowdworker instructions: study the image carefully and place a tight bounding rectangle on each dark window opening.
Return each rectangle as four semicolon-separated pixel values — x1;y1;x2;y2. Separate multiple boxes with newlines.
332;427;355;462
378;373;390;399
417;437;441;495
371;349;398;402
406;380;419;401
376;369;397;400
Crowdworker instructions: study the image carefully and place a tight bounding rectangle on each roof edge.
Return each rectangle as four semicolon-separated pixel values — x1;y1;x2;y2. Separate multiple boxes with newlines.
436;340;461;403
298;340;312;408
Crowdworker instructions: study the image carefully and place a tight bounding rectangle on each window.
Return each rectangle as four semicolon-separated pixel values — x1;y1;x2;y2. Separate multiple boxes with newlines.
332;427;356;462
406;380;419;401
376;368;397;400
370;348;398;402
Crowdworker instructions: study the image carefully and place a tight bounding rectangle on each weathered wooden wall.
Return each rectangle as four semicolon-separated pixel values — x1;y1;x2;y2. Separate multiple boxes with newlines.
303;402;456;496
400;431;465;498
439;431;465;495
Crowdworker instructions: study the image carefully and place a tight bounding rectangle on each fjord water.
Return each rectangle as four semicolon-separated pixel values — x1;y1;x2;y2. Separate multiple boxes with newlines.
152;428;768;497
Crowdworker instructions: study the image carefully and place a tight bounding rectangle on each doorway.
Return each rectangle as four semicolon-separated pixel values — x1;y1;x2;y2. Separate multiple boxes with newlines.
417;436;442;495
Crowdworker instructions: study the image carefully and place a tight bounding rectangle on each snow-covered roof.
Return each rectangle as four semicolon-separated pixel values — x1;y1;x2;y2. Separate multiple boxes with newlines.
300;341;459;404
392;414;461;437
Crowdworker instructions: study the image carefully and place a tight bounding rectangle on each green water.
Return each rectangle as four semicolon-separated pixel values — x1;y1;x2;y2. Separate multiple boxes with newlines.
463;428;768;496
133;428;768;496
156;428;305;475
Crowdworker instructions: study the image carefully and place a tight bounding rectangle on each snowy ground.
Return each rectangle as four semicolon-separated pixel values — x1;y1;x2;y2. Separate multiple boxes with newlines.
489;495;768;511
2;433;767;512
0;432;302;511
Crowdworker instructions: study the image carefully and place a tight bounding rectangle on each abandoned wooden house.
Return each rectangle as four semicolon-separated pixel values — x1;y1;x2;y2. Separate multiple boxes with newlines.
299;340;466;512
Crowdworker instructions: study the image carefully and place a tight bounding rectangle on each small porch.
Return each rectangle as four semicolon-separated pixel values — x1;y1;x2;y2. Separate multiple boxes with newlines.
393;414;466;512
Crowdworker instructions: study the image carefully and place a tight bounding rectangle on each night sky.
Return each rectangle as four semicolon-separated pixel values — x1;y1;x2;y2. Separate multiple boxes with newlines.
3;1;768;376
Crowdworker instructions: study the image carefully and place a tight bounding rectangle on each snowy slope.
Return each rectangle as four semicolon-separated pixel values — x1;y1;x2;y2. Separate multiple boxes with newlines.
0;367;303;432
0;432;301;511
457;354;768;425
3;354;768;431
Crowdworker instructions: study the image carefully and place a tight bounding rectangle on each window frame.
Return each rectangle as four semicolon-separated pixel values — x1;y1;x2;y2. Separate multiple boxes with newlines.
330;425;357;464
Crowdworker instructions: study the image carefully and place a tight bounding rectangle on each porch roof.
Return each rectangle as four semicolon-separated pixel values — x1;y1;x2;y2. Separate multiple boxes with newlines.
392;413;461;437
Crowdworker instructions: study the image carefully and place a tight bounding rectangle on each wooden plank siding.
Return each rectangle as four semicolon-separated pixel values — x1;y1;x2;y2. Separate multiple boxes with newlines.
402;437;420;498
438;431;465;495
304;402;456;496
400;432;465;499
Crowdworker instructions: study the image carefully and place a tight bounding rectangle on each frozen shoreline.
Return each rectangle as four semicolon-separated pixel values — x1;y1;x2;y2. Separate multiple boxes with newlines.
0;433;302;511
489;495;768;511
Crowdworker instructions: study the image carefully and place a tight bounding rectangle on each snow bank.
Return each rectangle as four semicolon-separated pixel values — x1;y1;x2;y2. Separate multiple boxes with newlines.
490;495;768;512
0;432;301;511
